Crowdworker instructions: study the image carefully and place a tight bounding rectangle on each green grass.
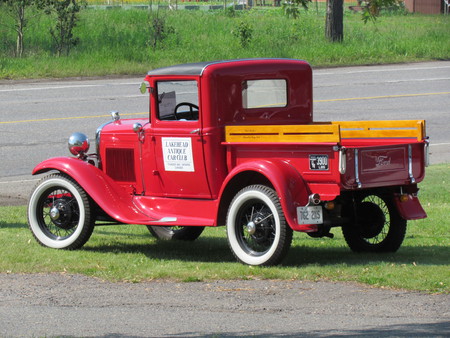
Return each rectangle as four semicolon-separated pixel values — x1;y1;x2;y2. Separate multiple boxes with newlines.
1;164;448;292
0;6;449;79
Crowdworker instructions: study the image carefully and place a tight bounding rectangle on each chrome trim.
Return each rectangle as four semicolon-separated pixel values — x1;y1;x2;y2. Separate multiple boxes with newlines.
424;138;430;167
355;149;362;189
190;128;200;134
95;120;114;166
157;217;177;222
133;123;143;133
338;146;347;175
68;132;90;158
408;144;416;184
111;111;120;121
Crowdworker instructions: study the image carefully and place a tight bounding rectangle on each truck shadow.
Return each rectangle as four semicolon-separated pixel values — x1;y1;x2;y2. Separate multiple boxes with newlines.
0;221;25;229
84;233;449;267
99;321;450;337
284;244;450;267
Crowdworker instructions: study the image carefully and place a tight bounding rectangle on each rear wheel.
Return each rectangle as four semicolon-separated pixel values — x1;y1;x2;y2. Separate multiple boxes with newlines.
342;193;406;252
28;173;95;249
147;226;204;241
226;185;293;266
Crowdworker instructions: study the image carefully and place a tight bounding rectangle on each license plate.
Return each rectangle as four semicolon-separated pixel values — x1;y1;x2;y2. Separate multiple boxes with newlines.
297;206;323;225
309;154;329;170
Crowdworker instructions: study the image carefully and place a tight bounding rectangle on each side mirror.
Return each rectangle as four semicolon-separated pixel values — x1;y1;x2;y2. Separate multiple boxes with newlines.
140;81;150;94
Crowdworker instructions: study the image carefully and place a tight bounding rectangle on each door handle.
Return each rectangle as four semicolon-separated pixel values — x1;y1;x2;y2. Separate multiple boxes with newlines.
190;129;200;135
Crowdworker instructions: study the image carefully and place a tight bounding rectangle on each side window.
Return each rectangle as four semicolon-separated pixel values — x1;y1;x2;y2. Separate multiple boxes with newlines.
156;80;199;121
242;79;287;109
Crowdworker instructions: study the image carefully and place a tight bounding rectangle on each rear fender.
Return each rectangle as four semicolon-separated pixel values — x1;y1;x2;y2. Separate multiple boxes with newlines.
394;194;427;220
220;160;317;232
32;157;146;223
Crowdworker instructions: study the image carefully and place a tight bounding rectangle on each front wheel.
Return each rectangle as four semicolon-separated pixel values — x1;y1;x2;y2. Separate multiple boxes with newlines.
147;226;205;241
342;192;406;253
28;173;95;249
226;185;293;266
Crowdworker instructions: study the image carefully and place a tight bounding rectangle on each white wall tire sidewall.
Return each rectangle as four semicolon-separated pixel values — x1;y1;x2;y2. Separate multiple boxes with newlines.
28;177;86;249
227;189;281;266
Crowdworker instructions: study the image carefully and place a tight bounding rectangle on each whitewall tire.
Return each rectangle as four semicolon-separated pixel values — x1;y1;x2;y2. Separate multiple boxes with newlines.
28;174;95;249
226;185;293;266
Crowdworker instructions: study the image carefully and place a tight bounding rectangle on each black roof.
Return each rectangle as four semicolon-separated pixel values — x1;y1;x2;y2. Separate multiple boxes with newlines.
146;59;302;77
147;61;218;76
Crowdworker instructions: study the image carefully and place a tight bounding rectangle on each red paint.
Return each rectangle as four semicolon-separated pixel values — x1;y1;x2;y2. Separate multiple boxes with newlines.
32;59;427;231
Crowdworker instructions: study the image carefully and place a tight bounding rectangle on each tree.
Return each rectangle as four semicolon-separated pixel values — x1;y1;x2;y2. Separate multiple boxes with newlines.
285;0;402;43
0;0;37;57
232;21;253;48
282;0;311;19
325;0;343;42
326;0;403;42
147;10;175;51
41;0;84;56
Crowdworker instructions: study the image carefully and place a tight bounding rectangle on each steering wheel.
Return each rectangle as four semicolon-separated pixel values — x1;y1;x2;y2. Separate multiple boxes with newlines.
174;102;199;120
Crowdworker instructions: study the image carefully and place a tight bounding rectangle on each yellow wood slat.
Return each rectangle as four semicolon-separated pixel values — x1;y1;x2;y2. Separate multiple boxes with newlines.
331;120;425;141
224;120;426;144
225;124;341;143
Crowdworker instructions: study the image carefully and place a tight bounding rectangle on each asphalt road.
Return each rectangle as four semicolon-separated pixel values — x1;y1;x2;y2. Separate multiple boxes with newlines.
1;61;449;205
1;274;449;337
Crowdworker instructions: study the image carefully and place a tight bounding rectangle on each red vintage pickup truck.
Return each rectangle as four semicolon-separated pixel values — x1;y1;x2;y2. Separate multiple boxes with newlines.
28;59;428;266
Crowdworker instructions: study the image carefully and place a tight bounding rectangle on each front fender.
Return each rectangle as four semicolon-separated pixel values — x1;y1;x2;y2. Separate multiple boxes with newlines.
32;157;148;224
220;159;317;232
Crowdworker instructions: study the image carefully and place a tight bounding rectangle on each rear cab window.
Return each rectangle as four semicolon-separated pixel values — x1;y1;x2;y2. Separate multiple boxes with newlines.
242;79;287;109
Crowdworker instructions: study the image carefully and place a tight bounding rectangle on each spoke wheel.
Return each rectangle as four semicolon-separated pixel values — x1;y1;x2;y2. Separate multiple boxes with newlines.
342;193;406;253
227;185;292;266
28;174;95;249
147;226;205;241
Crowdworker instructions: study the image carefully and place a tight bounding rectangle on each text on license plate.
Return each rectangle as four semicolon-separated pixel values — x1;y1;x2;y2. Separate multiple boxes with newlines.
297;206;323;225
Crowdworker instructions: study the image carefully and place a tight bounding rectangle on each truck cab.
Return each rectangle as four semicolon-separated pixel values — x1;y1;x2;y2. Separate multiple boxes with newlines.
28;59;428;266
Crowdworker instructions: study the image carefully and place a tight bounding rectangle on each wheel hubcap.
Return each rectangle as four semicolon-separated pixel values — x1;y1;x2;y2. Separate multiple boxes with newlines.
49;206;60;221
50;198;75;230
237;202;275;255
246;221;256;235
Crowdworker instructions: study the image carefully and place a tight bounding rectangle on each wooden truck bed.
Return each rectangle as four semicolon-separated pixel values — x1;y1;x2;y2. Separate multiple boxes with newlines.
224;120;427;192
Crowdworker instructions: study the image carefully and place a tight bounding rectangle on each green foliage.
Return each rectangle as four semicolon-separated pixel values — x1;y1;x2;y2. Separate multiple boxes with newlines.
0;0;39;57
0;8;449;78
223;5;236;18
232;20;253;48
0;165;449;292
282;0;311;19
361;0;404;23
40;0;85;56
147;11;175;51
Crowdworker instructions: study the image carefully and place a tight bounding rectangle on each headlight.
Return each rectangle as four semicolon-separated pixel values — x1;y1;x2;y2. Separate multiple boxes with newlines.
68;132;90;157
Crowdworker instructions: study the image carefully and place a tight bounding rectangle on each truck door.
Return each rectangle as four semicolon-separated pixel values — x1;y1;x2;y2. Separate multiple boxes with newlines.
148;79;211;199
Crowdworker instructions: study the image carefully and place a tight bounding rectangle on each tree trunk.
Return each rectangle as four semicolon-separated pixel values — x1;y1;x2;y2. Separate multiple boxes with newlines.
325;0;344;42
16;30;24;57
15;5;26;57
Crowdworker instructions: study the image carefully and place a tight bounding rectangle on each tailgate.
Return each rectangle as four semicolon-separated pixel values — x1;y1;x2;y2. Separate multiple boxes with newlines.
336;120;427;189
341;142;426;189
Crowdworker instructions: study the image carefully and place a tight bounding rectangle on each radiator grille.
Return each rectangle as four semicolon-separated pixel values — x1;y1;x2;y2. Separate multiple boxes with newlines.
105;148;136;182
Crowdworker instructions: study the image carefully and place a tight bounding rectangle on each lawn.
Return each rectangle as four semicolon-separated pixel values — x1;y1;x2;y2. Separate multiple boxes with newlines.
0;5;449;79
1;164;448;293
